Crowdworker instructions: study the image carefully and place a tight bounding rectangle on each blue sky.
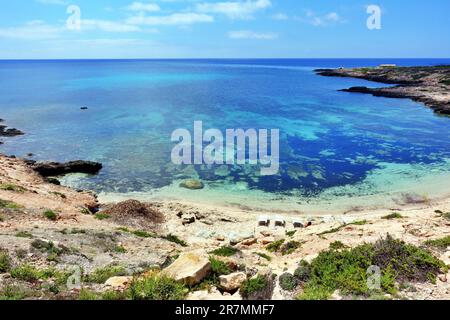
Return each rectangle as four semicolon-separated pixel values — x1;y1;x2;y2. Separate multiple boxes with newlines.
0;0;449;59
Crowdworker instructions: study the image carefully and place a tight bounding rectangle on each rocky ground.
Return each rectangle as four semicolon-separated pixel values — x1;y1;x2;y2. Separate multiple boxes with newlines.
0;154;449;300
315;65;450;115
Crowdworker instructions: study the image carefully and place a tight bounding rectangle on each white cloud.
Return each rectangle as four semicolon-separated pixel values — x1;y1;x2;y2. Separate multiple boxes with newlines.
0;21;62;39
228;30;278;40
296;11;344;27
196;0;271;20
82;20;142;32
125;2;161;12
127;13;214;26
271;13;288;21
35;0;67;5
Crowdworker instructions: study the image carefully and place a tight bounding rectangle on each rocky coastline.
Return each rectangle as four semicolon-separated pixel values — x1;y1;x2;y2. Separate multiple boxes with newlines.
315;66;450;115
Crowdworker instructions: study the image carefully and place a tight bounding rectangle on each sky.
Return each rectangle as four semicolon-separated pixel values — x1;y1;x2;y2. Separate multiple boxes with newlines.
0;0;449;59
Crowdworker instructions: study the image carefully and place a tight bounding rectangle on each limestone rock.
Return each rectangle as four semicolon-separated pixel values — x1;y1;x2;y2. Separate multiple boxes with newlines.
161;251;211;286
104;276;133;289
219;272;247;291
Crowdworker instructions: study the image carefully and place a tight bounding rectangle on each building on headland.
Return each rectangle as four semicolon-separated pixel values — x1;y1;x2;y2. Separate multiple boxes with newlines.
378;64;397;68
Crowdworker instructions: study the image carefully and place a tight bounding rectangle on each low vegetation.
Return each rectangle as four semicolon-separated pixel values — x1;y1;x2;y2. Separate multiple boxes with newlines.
94;213;111;220
0;184;27;193
279;273;298;291
318;220;368;236
10;264;60;282
43;210;58;221
84;265;127;283
255;252;272;261
240;274;274;300
382;212;404;220
424;236;450;250
0;199;22;209
266;239;301;255
129;274;187;300
297;235;446;300
0;249;11;273
162;234;188;247
209;246;239;257
266;239;285;252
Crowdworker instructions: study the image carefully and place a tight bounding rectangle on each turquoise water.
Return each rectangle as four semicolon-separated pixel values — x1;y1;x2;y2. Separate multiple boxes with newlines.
1;59;450;211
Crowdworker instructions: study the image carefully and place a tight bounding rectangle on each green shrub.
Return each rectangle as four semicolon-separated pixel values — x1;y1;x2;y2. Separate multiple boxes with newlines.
15;231;33;238
209;257;232;276
85;265;127;283
129;275;187;300
286;230;297;237
266;239;285;252
281;241;301;255
255;252;272;261
43;210;58;221
114;246;127;253
382;213;403;220
0;184;27;193
78;289;100;300
133;230;156;238
0;250;11;273
295;235;446;300
297;284;333;300
294;260;311;283
424;236;450;250
329;241;347;250
0;285;27;300
31;239;65;259
162;234;187;247
279;273;298;291
0;199;23;209
210;246;239;257
240;274;273;300
94;213;111;220
10;264;57;282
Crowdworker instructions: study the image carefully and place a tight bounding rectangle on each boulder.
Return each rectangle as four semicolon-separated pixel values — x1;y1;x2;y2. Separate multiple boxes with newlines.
161;251;211;286
187;287;242;301
260;237;275;245
180;179;204;190
240;238;257;246
104;276;133;290
219;272;247;291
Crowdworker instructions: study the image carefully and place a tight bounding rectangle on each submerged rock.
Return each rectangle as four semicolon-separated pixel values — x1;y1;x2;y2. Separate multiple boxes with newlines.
161;251;211;286
31;160;102;177
180;179;204;190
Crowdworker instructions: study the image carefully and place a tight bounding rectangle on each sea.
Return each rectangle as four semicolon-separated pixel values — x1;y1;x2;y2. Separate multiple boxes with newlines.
1;58;450;213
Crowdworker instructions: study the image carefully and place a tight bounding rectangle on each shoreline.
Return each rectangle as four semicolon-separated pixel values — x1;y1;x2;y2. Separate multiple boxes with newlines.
315;65;450;116
1;153;449;300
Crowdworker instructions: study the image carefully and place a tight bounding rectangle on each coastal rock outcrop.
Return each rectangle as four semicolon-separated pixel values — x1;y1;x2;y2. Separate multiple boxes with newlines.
30;160;103;176
161;251;211;286
315;66;450;116
0;125;24;137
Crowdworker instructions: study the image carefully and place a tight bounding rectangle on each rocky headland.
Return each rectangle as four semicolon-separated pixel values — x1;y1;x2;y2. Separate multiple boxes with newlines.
315;65;450;115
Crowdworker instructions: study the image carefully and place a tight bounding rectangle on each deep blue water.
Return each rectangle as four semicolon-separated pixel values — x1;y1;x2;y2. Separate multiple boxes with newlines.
1;59;450;197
